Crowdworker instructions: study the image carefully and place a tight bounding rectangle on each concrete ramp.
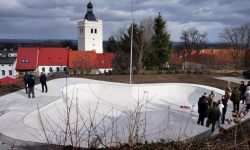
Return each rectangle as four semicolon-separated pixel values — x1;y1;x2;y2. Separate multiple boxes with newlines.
20;82;228;147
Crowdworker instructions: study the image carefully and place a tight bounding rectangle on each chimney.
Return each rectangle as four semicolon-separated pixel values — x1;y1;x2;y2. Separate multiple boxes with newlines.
10;49;13;51
4;48;7;51
179;55;182;59
66;47;70;50
201;49;204;54
70;49;72;51
92;49;96;53
213;49;215;53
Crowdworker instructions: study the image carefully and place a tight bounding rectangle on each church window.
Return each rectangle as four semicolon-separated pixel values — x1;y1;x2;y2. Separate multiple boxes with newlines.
95;29;97;34
91;29;93;33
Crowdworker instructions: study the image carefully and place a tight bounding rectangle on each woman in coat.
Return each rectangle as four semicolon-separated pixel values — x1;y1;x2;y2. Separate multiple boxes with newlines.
225;81;232;100
245;86;250;110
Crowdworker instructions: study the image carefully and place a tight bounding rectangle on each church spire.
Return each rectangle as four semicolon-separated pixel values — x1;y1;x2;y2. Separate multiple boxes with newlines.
84;2;96;21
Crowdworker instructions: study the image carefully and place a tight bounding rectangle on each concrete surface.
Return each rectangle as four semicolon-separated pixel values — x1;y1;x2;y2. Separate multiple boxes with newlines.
0;77;249;148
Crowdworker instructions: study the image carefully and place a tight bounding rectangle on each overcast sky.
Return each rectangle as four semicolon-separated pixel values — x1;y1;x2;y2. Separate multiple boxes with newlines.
0;0;249;42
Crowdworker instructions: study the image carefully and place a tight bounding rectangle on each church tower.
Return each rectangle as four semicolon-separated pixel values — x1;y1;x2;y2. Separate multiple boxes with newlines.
78;2;103;53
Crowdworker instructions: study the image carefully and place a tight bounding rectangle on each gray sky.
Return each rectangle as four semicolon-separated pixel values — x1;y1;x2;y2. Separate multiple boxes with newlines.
0;0;249;42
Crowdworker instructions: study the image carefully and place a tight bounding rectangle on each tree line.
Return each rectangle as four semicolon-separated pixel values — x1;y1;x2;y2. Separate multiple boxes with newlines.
106;13;173;74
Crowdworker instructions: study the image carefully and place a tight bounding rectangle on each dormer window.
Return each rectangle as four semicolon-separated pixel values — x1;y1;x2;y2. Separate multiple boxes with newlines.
26;59;29;63
95;29;97;34
21;60;25;63
102;61;104;64
48;57;50;60
91;29;93;33
59;57;61;60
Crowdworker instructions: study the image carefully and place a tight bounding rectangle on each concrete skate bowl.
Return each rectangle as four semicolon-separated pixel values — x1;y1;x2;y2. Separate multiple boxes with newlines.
23;83;225;147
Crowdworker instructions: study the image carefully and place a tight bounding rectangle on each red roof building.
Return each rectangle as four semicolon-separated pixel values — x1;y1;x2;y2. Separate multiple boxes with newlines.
96;53;114;69
38;48;68;66
16;47;39;71
0;76;22;85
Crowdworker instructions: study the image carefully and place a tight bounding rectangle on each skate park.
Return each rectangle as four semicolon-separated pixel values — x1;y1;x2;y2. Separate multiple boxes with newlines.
0;78;249;148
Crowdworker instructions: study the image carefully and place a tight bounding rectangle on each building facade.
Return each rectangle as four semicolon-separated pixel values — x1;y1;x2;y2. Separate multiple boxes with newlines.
78;2;103;53
0;50;17;79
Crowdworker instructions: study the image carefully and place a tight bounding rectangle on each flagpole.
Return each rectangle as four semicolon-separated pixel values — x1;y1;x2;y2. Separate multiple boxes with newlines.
129;0;134;84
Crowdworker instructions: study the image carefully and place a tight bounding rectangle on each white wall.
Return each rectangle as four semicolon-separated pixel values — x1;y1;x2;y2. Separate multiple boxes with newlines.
0;61;17;79
99;68;112;74
78;19;103;53
38;66;68;76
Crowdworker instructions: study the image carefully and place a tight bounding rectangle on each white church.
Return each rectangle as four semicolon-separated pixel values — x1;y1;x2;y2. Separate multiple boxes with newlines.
78;2;103;53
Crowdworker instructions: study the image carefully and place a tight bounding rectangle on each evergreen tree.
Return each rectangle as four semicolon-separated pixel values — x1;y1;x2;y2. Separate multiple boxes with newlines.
106;36;116;52
151;12;173;69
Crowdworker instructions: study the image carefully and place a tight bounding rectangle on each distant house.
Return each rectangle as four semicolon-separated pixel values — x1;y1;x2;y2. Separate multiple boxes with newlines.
96;53;114;73
16;47;39;76
16;47;69;76
168;53;184;70
183;49;246;70
68;50;99;75
37;48;68;76
0;49;17;79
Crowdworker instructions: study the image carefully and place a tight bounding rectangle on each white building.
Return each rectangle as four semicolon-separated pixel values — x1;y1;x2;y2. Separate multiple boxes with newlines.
0;50;17;79
78;2;103;53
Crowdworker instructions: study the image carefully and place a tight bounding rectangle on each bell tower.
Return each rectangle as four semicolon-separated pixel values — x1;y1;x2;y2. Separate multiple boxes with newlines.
78;2;103;53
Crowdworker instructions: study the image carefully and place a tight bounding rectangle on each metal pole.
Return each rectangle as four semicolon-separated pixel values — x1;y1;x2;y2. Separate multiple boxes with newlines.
129;0;134;84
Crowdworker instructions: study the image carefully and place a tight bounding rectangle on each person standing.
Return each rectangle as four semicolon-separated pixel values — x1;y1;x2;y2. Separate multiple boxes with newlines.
217;100;224;129
23;72;30;94
247;81;250;87
30;72;36;80
206;102;220;134
230;87;242;112
40;72;48;93
221;95;228;124
239;81;247;104
245;86;250;111
27;75;35;98
225;81;232;101
210;90;216;105
197;96;208;126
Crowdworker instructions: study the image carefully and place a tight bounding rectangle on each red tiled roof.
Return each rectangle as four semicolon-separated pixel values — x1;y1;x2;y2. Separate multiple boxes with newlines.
68;51;99;69
168;53;184;65
0;76;22;85
38;48;68;66
16;47;39;70
96;53;114;69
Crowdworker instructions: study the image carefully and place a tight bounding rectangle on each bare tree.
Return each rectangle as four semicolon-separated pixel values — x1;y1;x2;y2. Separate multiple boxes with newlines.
180;27;208;56
219;23;250;69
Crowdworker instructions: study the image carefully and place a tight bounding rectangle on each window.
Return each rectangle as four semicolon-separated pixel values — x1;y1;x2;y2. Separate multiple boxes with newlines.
63;67;67;72
19;71;24;75
56;67;60;72
1;65;3;66
93;38;95;40
102;61;104;64
110;61;112;64
22;59;25;63
48;57;50;60
42;67;45;72
59;57;61;60
26;59;29;63
9;65;11;66
2;70;5;76
9;70;12;76
91;29;93;33
95;29;97;34
49;67;53;72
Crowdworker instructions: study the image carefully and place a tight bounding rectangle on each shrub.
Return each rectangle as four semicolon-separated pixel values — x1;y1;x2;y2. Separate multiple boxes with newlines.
186;70;192;74
193;70;199;74
166;70;173;74
174;70;179;74
181;70;186;74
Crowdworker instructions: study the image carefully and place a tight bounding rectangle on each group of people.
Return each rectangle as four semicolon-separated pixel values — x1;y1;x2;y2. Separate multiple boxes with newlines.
197;81;250;133
23;72;48;98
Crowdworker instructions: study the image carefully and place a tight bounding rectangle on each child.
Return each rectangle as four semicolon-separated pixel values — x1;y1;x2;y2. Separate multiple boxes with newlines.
217;100;224;129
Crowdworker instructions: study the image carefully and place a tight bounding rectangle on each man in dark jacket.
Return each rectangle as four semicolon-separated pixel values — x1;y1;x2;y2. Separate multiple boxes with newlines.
23;72;30;94
27;75;35;98
40;72;48;93
247;81;250;87
239;81;247;104
221;95;228;124
197;96;208;126
206;102;220;134
230;87;242;112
